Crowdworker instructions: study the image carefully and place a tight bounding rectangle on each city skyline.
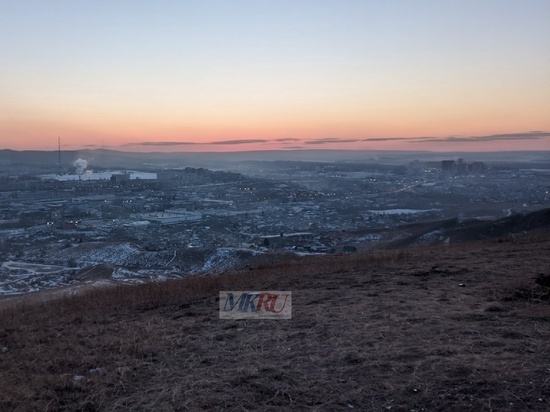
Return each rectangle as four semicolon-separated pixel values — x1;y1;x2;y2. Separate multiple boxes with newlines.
1;1;549;152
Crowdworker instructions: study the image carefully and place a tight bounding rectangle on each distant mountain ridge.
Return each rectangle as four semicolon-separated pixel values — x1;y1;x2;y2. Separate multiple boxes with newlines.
0;149;550;168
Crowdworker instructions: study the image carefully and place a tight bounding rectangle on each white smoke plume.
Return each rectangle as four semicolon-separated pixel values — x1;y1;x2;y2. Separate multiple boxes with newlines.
74;158;88;174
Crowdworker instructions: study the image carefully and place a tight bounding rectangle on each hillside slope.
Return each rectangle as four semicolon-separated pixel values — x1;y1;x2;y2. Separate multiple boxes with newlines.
382;207;550;249
1;232;549;411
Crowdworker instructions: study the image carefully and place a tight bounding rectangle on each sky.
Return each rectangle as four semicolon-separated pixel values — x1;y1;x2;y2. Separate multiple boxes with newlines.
1;0;549;152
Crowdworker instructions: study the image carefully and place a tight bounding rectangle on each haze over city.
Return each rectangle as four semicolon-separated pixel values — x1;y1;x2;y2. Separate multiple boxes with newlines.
1;0;549;152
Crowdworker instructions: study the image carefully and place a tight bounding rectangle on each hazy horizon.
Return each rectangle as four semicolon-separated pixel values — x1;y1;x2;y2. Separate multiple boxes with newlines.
2;132;550;154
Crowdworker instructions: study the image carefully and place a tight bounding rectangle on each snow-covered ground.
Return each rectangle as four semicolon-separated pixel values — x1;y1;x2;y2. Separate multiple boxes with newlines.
357;234;382;242
0;261;76;295
365;208;440;215
0;244;266;297
40;171;157;181
111;267;177;283
416;230;450;245
49;242;173;268
190;247;263;275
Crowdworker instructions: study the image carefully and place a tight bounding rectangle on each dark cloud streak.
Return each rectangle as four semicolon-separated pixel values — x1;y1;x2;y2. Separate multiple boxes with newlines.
410;131;550;143
124;131;549;147
362;137;434;142
304;138;361;145
127;141;197;146
208;139;269;145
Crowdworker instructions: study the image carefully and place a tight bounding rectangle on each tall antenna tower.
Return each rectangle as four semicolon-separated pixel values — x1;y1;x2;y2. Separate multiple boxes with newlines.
58;137;61;175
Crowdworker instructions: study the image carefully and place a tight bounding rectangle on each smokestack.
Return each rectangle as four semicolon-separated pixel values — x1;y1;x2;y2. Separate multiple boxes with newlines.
58;137;61;175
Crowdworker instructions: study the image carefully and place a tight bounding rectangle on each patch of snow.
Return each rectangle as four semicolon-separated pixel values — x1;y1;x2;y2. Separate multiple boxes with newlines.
366;208;440;215
40;171;156;181
357;234;382;242
416;230;449;245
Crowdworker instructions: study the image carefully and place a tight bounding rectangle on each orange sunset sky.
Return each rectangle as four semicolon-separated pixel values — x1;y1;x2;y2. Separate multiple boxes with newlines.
1;1;549;152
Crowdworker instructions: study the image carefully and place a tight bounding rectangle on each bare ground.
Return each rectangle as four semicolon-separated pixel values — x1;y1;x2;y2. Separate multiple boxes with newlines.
1;232;549;411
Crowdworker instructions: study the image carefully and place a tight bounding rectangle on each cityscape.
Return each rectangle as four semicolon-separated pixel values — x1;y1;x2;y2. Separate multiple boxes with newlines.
1;149;549;296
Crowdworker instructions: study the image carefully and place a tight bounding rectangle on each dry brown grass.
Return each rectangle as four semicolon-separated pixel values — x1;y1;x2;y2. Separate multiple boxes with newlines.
1;233;549;411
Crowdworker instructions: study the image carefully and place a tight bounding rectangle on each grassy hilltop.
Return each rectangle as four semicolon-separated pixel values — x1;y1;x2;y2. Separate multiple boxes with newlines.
1;232;549;411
